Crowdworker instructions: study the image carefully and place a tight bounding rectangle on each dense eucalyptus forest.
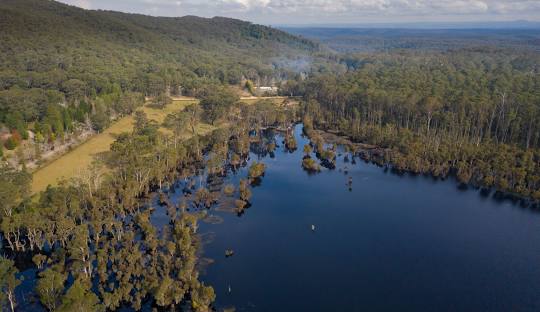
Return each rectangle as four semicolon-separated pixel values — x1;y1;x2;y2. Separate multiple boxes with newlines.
0;0;317;160
281;30;540;200
298;52;540;200
1;0;540;311
0;1;306;310
1;91;297;311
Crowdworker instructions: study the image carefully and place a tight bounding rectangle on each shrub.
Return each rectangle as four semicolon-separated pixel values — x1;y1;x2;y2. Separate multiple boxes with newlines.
4;137;18;150
285;135;297;151
248;162;266;179
239;179;251;201
302;158;320;172
235;199;247;210
245;80;255;95
223;184;235;196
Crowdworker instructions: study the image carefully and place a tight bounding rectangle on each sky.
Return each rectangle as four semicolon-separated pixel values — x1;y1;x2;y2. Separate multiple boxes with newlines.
57;0;540;25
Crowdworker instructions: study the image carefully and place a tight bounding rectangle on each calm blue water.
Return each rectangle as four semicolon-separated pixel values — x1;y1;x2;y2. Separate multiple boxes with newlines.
14;124;540;311
197;124;540;312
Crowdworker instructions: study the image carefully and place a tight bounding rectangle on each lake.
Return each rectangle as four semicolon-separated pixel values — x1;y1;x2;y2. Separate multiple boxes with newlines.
13;124;540;311
194;124;540;311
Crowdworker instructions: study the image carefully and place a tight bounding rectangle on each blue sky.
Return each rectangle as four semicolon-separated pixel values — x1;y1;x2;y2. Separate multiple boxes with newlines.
57;0;540;25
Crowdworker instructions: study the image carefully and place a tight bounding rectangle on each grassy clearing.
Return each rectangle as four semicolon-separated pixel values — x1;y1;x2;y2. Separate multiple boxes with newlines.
31;100;206;193
31;96;291;193
239;96;300;108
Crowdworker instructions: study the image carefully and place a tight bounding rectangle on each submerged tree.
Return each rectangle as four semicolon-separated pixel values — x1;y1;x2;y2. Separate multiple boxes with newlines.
0;257;21;312
303;144;312;156
285;134;297;151
248;162;266;180
239;179;252;202
302;158;320;173
57;278;103;312
36;265;67;311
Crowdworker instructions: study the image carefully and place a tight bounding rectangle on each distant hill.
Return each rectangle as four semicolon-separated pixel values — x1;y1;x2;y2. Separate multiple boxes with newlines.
284;27;540;53
0;0;318;94
281;20;540;29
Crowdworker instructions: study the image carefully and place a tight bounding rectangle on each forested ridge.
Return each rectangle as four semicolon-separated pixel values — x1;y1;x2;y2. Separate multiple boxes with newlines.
0;0;317;159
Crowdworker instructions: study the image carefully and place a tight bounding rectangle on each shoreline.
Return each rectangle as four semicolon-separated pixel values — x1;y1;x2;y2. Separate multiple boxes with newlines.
313;127;540;207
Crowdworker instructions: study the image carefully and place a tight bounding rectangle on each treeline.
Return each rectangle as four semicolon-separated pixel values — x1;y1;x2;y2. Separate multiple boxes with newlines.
0;86;145;152
0;0;316;154
0;98;297;311
285;28;540;53
297;49;540;201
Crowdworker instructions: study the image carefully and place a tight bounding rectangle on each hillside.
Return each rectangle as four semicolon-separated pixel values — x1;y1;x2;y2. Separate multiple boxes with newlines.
0;0;317;88
0;0;318;159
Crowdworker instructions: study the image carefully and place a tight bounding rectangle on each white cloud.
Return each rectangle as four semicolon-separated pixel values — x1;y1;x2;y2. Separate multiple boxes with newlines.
56;0;540;23
73;0;91;9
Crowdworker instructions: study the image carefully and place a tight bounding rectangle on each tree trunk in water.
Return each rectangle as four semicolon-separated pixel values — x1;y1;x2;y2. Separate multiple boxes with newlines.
8;291;15;312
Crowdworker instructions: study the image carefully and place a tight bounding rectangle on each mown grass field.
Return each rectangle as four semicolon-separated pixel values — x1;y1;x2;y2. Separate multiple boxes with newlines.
31;100;211;193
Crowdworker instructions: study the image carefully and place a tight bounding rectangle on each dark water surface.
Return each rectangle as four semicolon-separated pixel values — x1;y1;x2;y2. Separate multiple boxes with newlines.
14;124;540;311
197;125;540;312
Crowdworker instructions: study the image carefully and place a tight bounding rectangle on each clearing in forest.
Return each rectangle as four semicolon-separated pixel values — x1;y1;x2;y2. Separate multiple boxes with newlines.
31;96;293;193
31;100;214;194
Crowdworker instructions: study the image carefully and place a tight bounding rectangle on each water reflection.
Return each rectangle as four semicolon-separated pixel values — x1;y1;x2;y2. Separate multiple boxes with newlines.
194;124;540;312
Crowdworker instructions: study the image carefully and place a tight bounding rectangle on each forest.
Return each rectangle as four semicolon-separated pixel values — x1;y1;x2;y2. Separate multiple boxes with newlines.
285;27;540;53
1;89;298;310
0;0;318;161
0;1;311;310
1;0;540;311
287;47;540;200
